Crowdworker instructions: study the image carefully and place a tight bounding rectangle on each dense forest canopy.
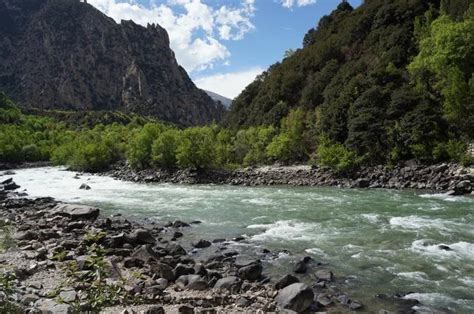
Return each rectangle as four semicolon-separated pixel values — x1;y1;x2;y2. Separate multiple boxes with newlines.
226;0;474;165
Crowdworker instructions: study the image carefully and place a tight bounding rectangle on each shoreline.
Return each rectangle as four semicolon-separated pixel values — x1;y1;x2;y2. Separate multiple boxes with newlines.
0;179;420;313
106;162;474;196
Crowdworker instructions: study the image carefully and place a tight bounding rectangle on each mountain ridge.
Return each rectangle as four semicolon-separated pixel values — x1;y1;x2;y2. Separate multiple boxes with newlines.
0;0;224;126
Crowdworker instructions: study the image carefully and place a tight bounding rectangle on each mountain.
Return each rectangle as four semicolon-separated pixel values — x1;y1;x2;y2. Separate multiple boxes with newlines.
204;90;232;108
0;0;224;126
225;0;473;163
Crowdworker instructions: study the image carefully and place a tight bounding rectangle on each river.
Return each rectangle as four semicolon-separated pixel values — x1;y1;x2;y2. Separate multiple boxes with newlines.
6;167;474;312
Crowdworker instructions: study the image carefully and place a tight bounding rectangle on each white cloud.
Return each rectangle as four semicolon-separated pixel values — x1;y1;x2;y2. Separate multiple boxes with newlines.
88;0;256;73
280;0;317;9
194;66;264;99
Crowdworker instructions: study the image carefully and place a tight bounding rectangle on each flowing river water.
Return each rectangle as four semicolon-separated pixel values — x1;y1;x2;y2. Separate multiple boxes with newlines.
5;167;474;312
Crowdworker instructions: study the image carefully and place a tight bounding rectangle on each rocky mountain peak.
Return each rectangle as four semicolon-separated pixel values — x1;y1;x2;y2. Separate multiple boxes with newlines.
0;0;224;126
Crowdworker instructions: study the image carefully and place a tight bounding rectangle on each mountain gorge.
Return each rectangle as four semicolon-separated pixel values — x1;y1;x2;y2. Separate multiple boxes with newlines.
0;0;224;126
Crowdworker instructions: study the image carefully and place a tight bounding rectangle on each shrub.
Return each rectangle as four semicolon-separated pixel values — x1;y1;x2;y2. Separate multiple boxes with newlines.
315;136;360;173
151;129;179;168
176;127;215;169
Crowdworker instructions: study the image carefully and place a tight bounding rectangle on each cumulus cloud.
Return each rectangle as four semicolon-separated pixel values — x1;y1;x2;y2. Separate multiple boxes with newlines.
194;66;264;99
88;0;256;73
280;0;317;9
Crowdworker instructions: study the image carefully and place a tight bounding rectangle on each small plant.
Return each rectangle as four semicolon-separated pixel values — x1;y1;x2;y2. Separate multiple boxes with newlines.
84;231;107;244
52;250;68;262
0;224;15;253
57;243;135;312
0;271;18;313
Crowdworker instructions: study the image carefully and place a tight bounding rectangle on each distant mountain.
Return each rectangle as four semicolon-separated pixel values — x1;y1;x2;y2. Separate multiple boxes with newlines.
0;0;224;126
204;90;233;108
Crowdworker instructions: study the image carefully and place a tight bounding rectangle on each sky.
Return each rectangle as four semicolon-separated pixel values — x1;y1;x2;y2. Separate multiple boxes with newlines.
88;0;362;99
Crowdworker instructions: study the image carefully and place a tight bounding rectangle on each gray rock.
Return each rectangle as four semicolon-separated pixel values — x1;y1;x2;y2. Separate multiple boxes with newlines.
59;290;77;303
166;243;186;256
214;276;242;292
193;239;211;249
131;245;160;262
176;275;207;291
35;298;74;313
276;283;314;313
155;278;168;291
275;274;299;290
315;269;333;282
238;262;262;281
151;263;175;281
21;294;39;305
79;183;91;190
51;204;100;220
143;305;165;314
128;229;156;245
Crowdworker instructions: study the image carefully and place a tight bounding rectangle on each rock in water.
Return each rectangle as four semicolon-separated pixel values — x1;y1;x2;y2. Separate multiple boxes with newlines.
0;0;224;126
79;183;91;190
193;239;211;248
276;283;314;312
275;274;299;290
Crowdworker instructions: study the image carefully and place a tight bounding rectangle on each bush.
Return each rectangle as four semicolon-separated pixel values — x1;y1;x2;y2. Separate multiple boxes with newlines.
127;123;164;169
315;136;360;173
176;127;215;169
151;129;179;168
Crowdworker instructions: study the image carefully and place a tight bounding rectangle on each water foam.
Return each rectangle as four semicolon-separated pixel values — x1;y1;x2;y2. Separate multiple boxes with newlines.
247;220;316;242
389;216;449;231
410;239;474;261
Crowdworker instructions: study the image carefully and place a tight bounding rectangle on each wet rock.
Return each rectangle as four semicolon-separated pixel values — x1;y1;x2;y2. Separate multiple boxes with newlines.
128;229;156;245
276;283;314;313
173;231;183;239
237;262;263;281
438;245;452;251
236;297;252;307
172;220;190;228
214;276;242;292
275;274;299;290
193;239;211;249
51;203;100;220
316;293;333;306
79;183;91;190
166;243;186;256
176;275;207;290
315;270;333;282
294;256;312;274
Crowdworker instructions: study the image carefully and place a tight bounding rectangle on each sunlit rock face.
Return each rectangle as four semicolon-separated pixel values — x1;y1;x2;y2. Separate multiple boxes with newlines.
0;0;224;126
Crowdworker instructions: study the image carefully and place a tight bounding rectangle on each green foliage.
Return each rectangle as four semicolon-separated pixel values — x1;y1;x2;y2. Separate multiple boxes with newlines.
267;108;308;163
151;129;180;168
176;127;216;169
315;136;360;173
0;271;18;313
127;123;164;169
409;10;474;136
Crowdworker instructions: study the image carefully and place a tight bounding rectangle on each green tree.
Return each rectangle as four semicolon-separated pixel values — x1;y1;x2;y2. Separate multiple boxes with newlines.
151;129;179;168
176;127;215;169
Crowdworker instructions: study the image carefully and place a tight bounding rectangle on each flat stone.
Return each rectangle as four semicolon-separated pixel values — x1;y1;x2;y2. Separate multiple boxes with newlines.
275;274;299;290
51;203;100;220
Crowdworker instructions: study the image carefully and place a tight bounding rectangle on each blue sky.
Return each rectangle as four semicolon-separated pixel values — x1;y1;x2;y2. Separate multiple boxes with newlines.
89;0;362;98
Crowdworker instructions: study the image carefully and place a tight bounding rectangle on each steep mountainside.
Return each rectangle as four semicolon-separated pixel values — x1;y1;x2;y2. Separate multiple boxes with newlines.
0;0;224;126
204;90;233;108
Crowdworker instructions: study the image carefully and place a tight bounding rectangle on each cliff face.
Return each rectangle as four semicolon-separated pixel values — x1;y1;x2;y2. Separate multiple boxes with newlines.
0;0;224;126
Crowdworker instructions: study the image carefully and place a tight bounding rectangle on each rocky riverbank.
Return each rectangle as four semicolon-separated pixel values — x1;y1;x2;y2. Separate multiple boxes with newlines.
107;162;474;196
0;178;420;313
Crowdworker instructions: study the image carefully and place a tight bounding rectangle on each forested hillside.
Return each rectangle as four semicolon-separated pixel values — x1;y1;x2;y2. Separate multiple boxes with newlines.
227;0;474;165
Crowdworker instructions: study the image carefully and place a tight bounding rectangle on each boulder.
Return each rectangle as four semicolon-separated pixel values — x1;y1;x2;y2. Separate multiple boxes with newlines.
275;274;299;290
214;276;242;292
176;274;208;290
2;181;20;191
173;220;190;228
131;245;160;262
151;263;175;281
35;298;74;313
276;283;314;313
127;229;156;245
315;270;333;282
79;183;91;190
237;262;263;281
166;243;187;256
51;204;100;220
193;239;211;248
174;264;195;278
